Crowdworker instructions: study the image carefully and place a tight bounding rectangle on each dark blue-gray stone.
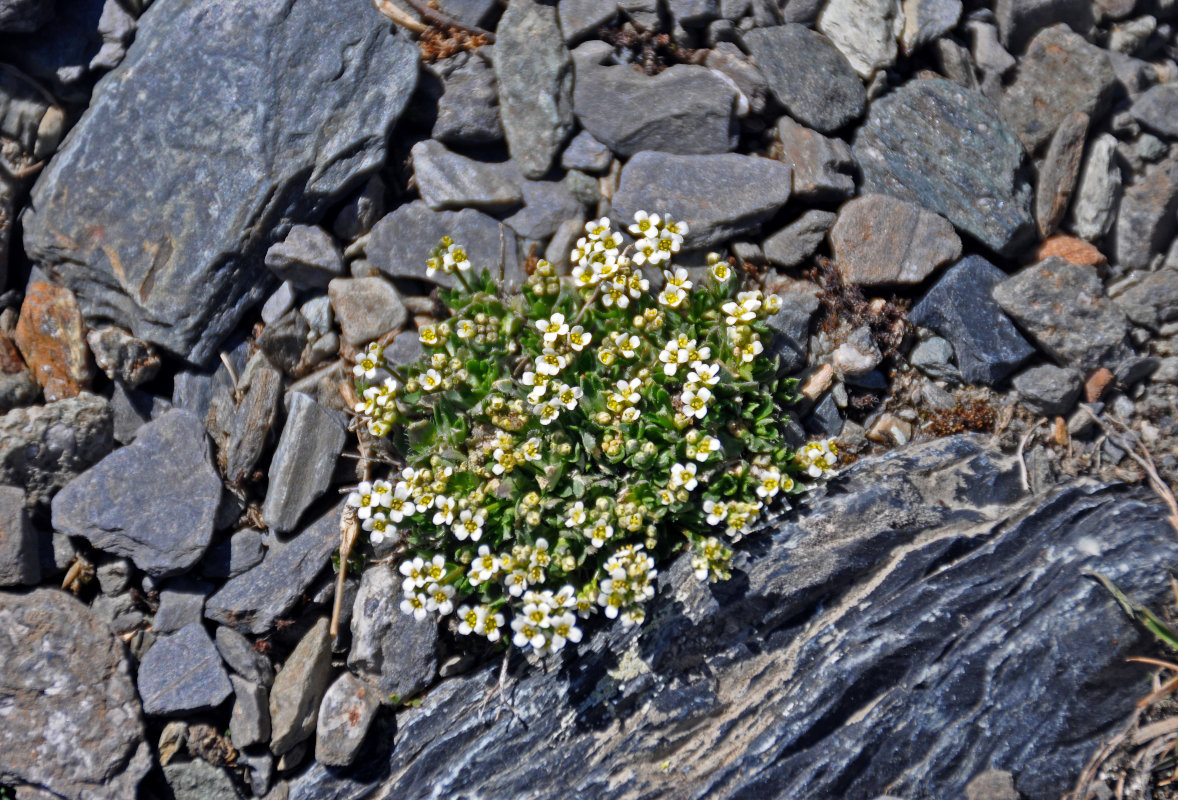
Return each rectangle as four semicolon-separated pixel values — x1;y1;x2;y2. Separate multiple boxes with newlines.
205;502;343;635
286;436;1178;800
908;255;1035;385
202;528;267;580
1130;83;1178;139
51;409;222;577
854;78;1035;257
742;24;866;133
153;577;212;634
21;0;419;365
261;392;347;534
137;623;232;716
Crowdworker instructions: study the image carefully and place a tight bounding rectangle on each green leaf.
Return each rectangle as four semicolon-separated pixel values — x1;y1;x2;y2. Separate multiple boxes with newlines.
1084;570;1178;652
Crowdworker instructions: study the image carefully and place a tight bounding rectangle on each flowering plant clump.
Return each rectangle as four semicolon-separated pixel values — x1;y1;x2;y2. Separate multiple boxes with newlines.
348;213;838;657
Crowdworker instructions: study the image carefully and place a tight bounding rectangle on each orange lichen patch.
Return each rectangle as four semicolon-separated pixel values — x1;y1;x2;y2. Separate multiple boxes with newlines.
1036;235;1107;269
13;281;93;401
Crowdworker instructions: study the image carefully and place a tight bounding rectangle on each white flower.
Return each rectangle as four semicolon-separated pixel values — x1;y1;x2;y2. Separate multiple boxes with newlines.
536;312;569;345
628;210;661;239
385;483;417;523
452;508;485;542
432;495;456;526
520;437;543;462
609;332;640;358
468;545;501;585
633;238;659;266
536;348;567;376
456;319;476;339
536;398;562;425
704;499;728;526
352;343;384;380
505;569;529;597
710;260;731;283
584;216;612;241
443;242;471;272
657;285;687;308
565;501;587;528
588;520;614;549
680;385;712;420
687;361;720;386
670;462;698;491
664;267;693;293
754;465;787;499
457;604;482;636
549;612;583;651
421;368;443;392
567;325;592;351
521;370;550;400
555;382;583;410
400;589;429;621
695;435;722;461
399;556;429;590
764;294;783;314
425;582;456;615
347;480;376;520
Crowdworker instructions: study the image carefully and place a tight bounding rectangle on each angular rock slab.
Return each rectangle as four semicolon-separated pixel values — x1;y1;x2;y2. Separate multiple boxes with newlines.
52;409;223;577
611;152;792;249
854;78;1035;257
296;436;1178;800
205;501;343;634
137;623;233;716
829;194;961;285
0;588;151;800
22;0;419;365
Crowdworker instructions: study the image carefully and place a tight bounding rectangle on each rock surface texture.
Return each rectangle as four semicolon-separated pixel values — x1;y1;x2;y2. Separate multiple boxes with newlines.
0;589;152;799
21;0;419;364
290;437;1178;800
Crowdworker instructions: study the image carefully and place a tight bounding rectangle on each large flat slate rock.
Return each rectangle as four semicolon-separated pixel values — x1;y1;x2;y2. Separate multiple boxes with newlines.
0;588;152;800
854;78;1035;257
52;409;223;577
289;436;1178;800
21;0;419;365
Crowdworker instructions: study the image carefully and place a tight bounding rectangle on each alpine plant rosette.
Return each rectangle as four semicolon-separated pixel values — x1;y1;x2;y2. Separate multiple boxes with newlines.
347;214;838;657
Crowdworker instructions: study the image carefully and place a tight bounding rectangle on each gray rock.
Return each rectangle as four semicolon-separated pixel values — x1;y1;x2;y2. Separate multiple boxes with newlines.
230;676;272;748
0;485;38;585
765;289;820;373
832;325;883;379
743;25;865;133
216;626;276;687
545;218;587;271
558;0;615;41
91;592;145;632
163;760;244;800
1035;111;1088;238
367;201;521;290
572;51;737;156
909;334;962;383
270;617;333;755
436;0;497;27
775;117;855;201
428;52;503;145
0;391;112;509
495;0;574;178
561;130;612;173
315;672;382;767
504;175;585;242
992;258;1132;370
0;0;104;101
264;226;344;290
854;78;1035;257
262;393;347;534
203;528;267;580
348;564;439;702
829;194;962;286
334;175;386;244
206;502;343;635
817;0;903;78
965;769;1020;800
995;0;1093;54
0;0;53;32
327;276;408;348
224;352;283;485
154;578;212;635
618;0;659;28
86;326;161;388
1130;83;1178;139
240;751;276;797
21;0;419;365
109;382;167;444
411;140;523;212
705;42;770;118
96;557;133;594
998;25;1115;156
138;623;233;716
172;370;215;422
1113;268;1178;330
0;588;150;799
1013;364;1083;416
52;410;222;577
612;152;792;249
763;210;836;268
900;0;961;54
1110;156;1178;271
296;436;1178;800
670;0;719;25
908;255;1035;385
1068;133;1120;242
255;308;310;376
